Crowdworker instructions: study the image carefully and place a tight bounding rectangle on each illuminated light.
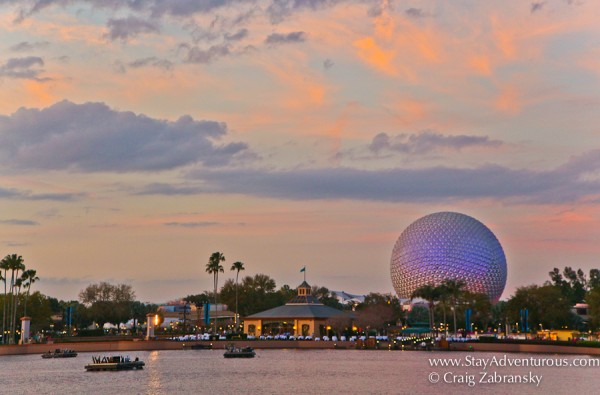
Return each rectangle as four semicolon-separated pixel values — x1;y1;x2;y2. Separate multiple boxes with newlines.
390;212;507;302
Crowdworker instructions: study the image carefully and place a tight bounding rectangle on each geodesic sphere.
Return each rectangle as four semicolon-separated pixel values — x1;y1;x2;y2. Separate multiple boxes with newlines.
390;212;507;302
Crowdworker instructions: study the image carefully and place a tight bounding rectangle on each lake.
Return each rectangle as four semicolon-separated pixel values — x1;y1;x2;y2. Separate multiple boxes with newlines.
0;349;598;394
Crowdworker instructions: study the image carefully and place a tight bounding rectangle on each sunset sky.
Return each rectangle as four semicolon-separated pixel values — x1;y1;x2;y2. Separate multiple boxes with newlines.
1;0;600;303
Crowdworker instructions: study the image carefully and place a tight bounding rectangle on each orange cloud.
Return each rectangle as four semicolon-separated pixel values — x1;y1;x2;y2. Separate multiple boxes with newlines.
24;80;56;106
495;84;520;114
468;54;493;76
353;37;396;75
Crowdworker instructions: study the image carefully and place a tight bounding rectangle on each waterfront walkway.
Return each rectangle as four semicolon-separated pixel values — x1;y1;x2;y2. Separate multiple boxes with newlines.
1;340;600;356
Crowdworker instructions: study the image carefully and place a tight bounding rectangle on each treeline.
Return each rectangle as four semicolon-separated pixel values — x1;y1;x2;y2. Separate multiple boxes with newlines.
1;254;39;344
185;272;402;334
410;266;600;334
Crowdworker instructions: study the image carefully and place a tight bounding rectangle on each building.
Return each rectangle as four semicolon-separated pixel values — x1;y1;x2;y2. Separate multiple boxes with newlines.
157;301;235;329
390;212;507;302
331;290;365;306
244;281;350;337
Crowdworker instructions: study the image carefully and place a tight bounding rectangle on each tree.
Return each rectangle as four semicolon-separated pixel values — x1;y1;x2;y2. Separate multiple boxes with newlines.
21;269;39;316
25;291;53;335
435;283;450;334
587;287;600;330
0;258;7;344
355;293;403;333
506;284;573;331
78;282;136;329
548;266;588;305
460;291;493;332
1;254;25;344
407;305;429;326
312;285;344;309
442;279;466;334
206;251;225;334
411;284;440;330
589;269;600;290
220;274;281;317
230;261;245;329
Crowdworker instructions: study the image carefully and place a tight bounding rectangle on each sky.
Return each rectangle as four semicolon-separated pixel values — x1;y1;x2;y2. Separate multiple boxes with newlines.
1;0;600;304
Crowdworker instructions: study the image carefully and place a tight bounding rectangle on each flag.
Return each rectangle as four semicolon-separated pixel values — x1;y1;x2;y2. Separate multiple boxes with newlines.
300;266;306;272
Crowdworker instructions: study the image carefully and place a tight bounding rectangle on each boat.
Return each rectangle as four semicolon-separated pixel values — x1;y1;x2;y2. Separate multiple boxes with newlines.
41;349;78;358
190;343;213;350
84;355;145;371
223;344;256;358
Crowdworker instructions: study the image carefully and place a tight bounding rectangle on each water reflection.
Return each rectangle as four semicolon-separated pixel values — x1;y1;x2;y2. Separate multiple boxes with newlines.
147;350;161;395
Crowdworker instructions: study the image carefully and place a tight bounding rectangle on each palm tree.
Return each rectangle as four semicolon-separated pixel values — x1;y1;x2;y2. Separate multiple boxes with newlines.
230;261;245;330
436;283;450;336
21;269;39;317
2;254;25;344
411;284;440;331
443;279;466;334
205;252;225;335
0;263;6;344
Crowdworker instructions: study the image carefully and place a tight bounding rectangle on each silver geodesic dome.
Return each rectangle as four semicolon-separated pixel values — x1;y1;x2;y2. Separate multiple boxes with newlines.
390;212;507;302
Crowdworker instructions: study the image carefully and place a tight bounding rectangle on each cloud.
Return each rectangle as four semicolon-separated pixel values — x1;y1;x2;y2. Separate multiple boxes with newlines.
177;149;600;204
405;8;427;18
0;56;49;81
265;31;306;45
135;183;203;196
531;2;546;13
184;44;231;64
224;28;249;42
323;58;334;70
0;186;83;201
9;41;50;52
164;221;219;228
105;16;160;41
7;0;342;23
127;57;173;71
368;131;504;155
266;0;340;24
0;100;250;172
0;219;39;226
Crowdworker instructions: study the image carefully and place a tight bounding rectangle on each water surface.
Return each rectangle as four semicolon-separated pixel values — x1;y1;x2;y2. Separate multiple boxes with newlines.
0;349;597;394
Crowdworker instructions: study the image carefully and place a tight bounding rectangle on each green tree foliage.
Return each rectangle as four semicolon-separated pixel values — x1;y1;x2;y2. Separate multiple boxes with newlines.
311;285;343;309
184;293;211;307
220;274;283;317
548;267;589;304
25;291;53;334
354;293;402;332
206;251;225;333
507;285;573;330
78;282;136;326
230;261;245;327
1;254;38;344
411;284;440;329
587;287;600;330
589;269;600;290
460;291;493;332
491;300;509;331
277;284;296;302
407;305;429;326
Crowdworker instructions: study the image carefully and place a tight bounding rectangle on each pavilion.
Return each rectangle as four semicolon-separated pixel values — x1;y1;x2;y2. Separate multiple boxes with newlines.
243;281;350;337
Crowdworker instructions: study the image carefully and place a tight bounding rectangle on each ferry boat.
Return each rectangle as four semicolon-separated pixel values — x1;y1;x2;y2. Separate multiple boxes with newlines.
84;355;145;371
41;349;78;358
189;343;213;350
223;344;256;358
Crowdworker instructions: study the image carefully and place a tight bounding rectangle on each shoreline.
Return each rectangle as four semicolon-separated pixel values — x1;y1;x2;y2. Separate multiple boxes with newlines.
1;340;600;356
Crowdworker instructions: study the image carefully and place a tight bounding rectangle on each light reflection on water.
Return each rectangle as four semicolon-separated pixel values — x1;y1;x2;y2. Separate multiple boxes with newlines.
147;350;161;395
0;349;598;394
